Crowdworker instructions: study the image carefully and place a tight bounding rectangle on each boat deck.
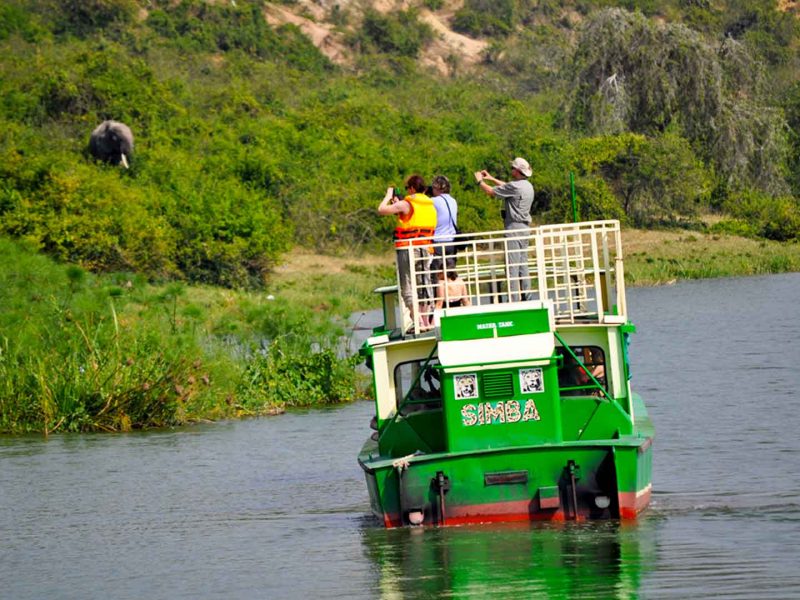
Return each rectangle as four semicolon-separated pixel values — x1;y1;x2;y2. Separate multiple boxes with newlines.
393;220;626;336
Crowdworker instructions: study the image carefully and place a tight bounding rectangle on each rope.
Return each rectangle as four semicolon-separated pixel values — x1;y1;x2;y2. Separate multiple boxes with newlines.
392;453;417;471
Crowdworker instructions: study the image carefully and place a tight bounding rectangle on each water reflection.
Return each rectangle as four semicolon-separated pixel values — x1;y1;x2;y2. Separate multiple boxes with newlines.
362;519;657;599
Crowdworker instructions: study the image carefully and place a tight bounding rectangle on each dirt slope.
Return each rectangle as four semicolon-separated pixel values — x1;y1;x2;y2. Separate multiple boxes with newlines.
262;0;486;74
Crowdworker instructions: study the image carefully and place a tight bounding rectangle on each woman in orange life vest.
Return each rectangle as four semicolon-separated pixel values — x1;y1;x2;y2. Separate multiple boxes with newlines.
378;174;437;332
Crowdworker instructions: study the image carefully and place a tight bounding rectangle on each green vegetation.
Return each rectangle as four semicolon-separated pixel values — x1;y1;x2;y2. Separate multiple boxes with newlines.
624;230;800;284
356;9;431;57
1;0;800;432
0;238;383;433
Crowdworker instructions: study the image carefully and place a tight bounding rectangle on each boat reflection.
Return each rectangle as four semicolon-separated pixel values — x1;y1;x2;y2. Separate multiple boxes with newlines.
362;519;656;599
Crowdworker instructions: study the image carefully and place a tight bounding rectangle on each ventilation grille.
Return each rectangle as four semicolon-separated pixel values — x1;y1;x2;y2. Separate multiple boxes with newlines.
481;372;514;399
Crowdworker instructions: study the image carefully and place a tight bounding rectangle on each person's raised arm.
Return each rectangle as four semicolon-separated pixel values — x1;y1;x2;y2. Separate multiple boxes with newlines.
480;170;505;185
378;187;410;215
474;170;504;197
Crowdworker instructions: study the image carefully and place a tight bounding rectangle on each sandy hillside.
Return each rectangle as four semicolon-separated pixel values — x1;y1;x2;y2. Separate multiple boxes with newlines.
262;0;486;74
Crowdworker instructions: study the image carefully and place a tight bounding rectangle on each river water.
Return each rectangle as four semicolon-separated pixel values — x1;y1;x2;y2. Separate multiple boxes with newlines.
1;273;799;599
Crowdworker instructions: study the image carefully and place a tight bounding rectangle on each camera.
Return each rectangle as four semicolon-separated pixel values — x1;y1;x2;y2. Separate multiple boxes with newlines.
392;186;403;198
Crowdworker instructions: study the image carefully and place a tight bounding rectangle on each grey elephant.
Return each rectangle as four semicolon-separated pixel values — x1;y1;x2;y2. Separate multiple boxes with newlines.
89;120;134;168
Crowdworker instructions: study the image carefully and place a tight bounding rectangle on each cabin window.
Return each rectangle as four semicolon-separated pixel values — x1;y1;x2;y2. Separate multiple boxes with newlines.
557;346;607;397
394;359;442;408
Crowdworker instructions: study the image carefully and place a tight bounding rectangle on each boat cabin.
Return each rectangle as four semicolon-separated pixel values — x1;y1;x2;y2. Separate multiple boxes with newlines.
364;221;635;444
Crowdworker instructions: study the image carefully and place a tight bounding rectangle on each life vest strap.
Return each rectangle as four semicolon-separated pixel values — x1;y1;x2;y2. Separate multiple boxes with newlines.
394;227;435;247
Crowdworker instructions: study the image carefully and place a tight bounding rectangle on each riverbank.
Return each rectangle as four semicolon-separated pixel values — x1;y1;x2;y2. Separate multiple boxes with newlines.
622;228;800;284
1;228;797;434
0;237;371;434
273;228;800;298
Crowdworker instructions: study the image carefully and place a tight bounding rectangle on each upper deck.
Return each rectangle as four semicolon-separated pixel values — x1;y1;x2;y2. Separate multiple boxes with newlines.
388;220;627;337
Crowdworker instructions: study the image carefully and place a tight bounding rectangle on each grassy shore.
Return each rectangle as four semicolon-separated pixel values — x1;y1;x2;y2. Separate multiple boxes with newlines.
1;229;797;434
622;229;800;285
273;228;800;303
0;238;374;434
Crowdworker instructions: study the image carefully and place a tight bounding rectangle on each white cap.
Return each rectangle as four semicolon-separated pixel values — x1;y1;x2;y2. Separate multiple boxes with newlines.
510;157;532;177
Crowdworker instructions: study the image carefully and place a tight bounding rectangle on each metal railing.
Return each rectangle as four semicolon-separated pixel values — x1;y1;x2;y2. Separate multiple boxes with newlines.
395;220;626;336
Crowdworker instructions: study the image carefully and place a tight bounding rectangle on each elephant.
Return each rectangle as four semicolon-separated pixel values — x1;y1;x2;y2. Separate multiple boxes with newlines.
88;120;134;168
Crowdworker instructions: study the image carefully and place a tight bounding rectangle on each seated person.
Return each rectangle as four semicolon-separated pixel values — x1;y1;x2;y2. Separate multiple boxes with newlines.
558;348;606;396
588;349;606;395
433;258;471;310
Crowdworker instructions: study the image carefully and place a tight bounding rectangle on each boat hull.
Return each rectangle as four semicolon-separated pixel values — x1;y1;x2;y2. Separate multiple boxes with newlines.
359;436;653;528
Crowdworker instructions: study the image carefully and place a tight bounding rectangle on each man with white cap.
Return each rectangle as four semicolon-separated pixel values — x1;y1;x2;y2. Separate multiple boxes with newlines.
474;157;534;301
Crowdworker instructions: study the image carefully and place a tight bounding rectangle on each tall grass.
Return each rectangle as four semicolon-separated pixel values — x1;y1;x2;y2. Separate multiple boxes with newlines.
3;228;798;433
0;238;367;433
624;231;800;285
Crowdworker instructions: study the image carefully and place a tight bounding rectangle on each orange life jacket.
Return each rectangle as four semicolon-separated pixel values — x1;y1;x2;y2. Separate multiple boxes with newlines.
393;193;436;248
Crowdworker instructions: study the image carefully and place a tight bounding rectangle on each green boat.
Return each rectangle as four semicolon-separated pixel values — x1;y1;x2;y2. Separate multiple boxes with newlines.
358;220;653;527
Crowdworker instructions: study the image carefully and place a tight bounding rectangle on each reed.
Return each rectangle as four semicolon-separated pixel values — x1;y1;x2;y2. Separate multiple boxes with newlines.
0;239;366;433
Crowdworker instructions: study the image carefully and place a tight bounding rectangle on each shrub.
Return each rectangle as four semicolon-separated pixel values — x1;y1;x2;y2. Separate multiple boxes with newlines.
237;336;359;410
358;9;431;57
451;0;540;37
46;0;138;37
0;2;47;41
722;191;800;241
146;1;331;72
0;238;213;432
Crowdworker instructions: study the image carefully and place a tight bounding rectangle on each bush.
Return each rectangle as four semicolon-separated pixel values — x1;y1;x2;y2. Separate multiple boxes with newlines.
722;191;800;241
452;8;511;38
358;9;431;57
146;1;331;72
0;237;366;432
46;0;138;37
238;337;359;410
0;2;47;41
564;8;790;198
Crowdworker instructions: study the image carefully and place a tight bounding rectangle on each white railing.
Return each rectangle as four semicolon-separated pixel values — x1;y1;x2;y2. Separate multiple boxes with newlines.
395;220;626;336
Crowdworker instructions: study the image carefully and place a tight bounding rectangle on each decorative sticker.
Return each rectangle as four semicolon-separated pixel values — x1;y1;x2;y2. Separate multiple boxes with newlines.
454;373;479;400
461;400;540;427
519;368;545;394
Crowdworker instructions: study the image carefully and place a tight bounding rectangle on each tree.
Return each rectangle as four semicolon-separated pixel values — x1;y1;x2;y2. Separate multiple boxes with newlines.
564;8;789;196
574;131;712;225
600;132;712;224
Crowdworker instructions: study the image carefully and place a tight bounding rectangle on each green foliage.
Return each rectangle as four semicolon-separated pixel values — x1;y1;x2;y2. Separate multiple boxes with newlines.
578;131;712;224
625;232;800;285
0;238;213;432
357;9;431;57
721;191;800;241
44;0;138;37
146;1;331;72
452;0;514;37
722;0;798;66
782;82;800;197
0;2;47;41
0;237;362;432
3;0;799;434
487;25;572;93
1;0;799;293
708;218;757;238
238;337;359;409
564;8;789;199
